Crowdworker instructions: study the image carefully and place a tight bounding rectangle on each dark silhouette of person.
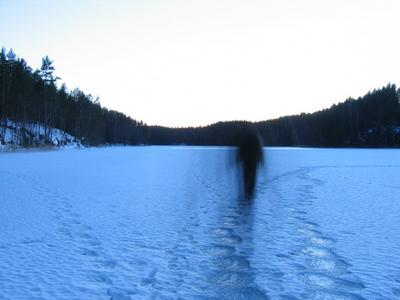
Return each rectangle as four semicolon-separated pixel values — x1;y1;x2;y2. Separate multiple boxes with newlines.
236;126;264;200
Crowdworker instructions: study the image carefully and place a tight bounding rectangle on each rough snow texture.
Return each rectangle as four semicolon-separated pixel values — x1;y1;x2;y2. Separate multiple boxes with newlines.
0;147;399;299
0;119;82;150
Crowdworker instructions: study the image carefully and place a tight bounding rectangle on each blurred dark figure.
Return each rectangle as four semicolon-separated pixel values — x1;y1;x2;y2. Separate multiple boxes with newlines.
236;126;264;200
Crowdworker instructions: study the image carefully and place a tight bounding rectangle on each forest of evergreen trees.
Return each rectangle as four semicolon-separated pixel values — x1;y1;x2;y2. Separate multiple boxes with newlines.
1;47;399;148
0;48;147;146
144;85;400;147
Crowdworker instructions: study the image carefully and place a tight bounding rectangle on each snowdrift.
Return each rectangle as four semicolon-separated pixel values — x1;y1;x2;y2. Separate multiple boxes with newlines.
0;119;83;150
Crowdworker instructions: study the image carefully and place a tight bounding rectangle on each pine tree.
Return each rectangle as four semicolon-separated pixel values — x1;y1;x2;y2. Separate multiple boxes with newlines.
39;56;59;142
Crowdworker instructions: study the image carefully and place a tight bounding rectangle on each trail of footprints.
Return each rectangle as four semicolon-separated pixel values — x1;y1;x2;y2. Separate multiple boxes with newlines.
192;166;269;299
12;173;135;300
1;164;367;299
276;168;366;299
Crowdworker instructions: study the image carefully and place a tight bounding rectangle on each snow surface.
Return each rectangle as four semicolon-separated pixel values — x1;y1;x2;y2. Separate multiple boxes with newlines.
0;147;399;299
0;119;82;149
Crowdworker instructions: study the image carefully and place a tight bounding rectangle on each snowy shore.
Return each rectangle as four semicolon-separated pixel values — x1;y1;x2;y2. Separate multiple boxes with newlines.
0;119;82;150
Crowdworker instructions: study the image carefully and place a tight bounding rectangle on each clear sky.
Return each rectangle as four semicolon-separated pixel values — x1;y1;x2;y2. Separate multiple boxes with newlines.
1;0;400;127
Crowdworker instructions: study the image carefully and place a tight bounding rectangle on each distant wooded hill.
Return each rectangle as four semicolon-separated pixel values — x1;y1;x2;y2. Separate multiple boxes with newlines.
1;47;399;147
143;84;400;147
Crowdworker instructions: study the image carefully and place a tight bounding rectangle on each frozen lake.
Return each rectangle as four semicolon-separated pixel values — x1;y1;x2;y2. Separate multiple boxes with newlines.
0;147;399;299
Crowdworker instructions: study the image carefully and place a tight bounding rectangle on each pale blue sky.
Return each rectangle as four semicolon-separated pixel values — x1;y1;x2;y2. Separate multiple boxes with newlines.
1;0;400;126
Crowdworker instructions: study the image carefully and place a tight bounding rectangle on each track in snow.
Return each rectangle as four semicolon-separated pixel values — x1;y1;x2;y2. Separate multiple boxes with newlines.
0;147;399;299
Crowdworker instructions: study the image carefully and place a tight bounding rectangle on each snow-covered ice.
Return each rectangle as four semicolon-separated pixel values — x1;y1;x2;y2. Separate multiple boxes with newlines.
0;147;399;299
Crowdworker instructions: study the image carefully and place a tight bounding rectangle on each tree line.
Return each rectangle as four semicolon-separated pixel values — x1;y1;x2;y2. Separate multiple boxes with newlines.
257;84;400;147
0;48;147;146
144;84;400;147
1;47;399;147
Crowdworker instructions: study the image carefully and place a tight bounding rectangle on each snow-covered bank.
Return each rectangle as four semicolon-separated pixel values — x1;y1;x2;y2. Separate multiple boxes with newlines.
0;147;399;299
0;119;82;150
